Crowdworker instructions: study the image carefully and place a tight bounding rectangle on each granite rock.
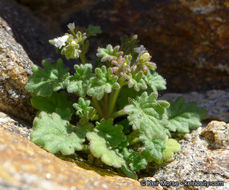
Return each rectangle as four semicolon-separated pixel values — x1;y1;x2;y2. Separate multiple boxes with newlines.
0;0;63;122
17;0;229;92
144;121;229;190
0;17;35;122
0;123;157;190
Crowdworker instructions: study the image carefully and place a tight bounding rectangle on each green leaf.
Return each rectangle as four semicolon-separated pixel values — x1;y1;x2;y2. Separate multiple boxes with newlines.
127;72;147;91
95;119;126;148
86;25;102;37
121;164;138;180
87;66;120;100
143;71;166;93
96;44;123;62
124;92;169;141
141;137;165;163
25;59;69;97
86;132;124;168
73;97;98;121
166;97;208;133
162;138;181;161
122;148;148;172
66;64;93;96
116;87;142;110
31;112;84;155
31;92;73;121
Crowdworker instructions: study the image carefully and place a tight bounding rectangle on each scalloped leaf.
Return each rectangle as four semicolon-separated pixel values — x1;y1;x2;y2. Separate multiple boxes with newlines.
166;97;208;133
143;71;166;93
25;59;69;97
73;97;98;121
96;44;123;62
95;119;126;148
127;72;147;92
86;132;124;168
87;66;120;100
66;64;93;96
31;112;84;155
31;92;73;121
162;138;181;161
141;136;165;163
122;148;148;172
124;92;169;141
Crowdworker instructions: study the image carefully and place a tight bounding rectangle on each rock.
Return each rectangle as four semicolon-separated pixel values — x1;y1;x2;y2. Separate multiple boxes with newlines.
17;0;229;92
0;112;32;139
144;121;229;190
0;0;61;122
0;124;156;190
0;16;35;122
0;0;57;65
200;121;229;149
160;89;229;122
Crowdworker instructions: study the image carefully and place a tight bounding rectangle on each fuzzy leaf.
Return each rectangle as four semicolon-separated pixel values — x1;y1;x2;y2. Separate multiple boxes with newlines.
121;164;138;180
87;66;120;100
166;97;207;133
127;72;147;92
96;44;123;62
141;137;165;163
122;148;148;172
25;59;69;97
31;92;73;121
31;112;84;155
162;139;181;161
73;97;98;121
95;119;126;148
143;71;166;93
116;87;142;110
86;132;124;168
66;64;93;96
124;92;169;141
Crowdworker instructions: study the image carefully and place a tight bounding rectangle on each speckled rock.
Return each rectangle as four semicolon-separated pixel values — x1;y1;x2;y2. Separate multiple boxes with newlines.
160;89;229;122
0;125;157;190
0;17;35;122
17;0;229;91
144;121;229;190
200;120;229;149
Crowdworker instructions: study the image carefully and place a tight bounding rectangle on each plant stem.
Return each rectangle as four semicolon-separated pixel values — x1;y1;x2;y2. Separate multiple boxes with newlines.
103;93;108;119
112;109;126;119
128;130;140;145
80;53;86;64
107;80;125;118
92;97;103;118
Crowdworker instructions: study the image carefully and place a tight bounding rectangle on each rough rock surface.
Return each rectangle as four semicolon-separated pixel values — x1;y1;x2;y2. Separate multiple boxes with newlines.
0;17;35;122
0;0;62;122
0;124;157;190
144;121;229;190
160;89;229;122
17;0;229;91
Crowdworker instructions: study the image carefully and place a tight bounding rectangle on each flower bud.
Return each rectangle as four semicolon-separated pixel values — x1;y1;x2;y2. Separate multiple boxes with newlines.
139;52;151;62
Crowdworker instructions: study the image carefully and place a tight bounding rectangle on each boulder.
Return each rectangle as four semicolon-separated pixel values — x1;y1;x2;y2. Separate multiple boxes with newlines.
144;120;229;190
17;0;229;92
0;117;157;190
0;16;34;122
0;0;59;122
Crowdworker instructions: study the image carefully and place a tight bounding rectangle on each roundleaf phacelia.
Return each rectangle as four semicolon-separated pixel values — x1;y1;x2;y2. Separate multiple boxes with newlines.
25;22;207;179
